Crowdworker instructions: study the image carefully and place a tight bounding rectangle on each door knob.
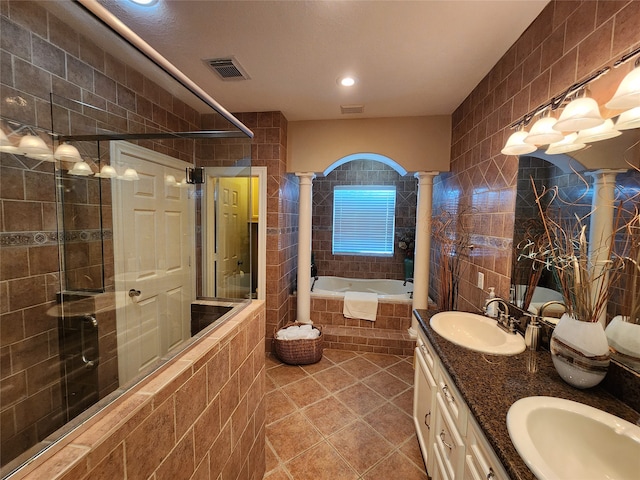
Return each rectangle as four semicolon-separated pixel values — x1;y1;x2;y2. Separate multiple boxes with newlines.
128;289;141;298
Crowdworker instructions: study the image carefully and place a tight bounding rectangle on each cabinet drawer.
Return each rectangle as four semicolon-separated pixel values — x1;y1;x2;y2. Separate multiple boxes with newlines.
434;393;465;480
417;331;437;374
465;417;509;480
437;366;468;434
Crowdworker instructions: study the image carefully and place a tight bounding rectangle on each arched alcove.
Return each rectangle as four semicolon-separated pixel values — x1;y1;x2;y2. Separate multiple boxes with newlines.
323;152;408;176
524;150;587;173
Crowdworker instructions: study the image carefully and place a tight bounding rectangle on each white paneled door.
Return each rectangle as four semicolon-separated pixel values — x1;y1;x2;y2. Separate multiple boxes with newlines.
216;177;250;299
111;141;194;385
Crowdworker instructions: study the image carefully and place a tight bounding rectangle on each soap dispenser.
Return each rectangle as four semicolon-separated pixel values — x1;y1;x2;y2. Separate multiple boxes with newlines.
485;287;497;317
525;316;541;351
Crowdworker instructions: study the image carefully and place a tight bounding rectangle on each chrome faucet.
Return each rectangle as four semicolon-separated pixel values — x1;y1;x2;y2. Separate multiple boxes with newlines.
484;298;517;334
538;300;567;319
403;278;414;286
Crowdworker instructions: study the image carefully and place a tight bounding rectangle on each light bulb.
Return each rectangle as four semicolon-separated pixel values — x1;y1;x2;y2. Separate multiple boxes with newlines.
605;67;640;110
68;161;93;176
54;143;82;162
545;133;586;155
524;117;564;145
501;131;537;155
615;107;640;130
575;119;621;143
553;97;604;133
96;165;117;178
121;168;139;181
18;133;49;156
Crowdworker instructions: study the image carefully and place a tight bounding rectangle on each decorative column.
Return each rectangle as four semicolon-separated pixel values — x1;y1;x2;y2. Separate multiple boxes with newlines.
296;172;316;324
586;169;626;326
410;171;440;338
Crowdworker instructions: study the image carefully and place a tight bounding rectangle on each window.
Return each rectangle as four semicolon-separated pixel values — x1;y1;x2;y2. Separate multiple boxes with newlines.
332;185;396;256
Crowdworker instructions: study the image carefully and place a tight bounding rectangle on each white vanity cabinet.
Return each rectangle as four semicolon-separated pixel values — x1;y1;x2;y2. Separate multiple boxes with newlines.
414;328;510;480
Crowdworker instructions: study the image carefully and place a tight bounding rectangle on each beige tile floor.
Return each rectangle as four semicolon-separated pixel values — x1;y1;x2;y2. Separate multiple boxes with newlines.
264;349;429;480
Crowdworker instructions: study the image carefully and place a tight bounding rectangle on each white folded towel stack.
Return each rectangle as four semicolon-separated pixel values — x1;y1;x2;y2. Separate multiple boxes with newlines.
343;291;378;321
276;324;321;340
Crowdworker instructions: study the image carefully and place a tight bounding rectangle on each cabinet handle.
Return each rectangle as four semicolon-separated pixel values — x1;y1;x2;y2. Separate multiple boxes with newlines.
439;430;453;451
424;411;431;430
442;384;454;403
487;467;495;480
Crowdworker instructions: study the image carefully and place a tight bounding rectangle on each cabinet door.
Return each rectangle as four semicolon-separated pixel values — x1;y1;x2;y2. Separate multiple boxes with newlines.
414;347;436;474
465;416;510;480
434;393;466;480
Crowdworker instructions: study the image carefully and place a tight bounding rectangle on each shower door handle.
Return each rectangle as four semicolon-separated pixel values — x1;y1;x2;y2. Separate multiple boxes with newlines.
80;315;99;369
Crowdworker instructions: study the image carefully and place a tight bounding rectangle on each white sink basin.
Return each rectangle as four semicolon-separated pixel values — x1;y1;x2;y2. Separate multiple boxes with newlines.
507;396;640;480
429;311;525;355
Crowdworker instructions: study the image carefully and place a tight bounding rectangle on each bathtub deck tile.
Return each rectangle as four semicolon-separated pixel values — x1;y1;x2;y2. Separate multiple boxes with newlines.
322;325;414;353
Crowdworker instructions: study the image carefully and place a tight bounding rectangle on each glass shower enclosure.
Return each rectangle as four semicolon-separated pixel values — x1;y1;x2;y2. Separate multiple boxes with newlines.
0;1;254;475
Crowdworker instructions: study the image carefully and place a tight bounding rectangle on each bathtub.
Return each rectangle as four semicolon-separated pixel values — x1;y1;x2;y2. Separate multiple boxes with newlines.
311;276;413;301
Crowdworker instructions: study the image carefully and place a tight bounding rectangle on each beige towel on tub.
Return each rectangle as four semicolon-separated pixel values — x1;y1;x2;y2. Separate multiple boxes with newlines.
343;291;378;321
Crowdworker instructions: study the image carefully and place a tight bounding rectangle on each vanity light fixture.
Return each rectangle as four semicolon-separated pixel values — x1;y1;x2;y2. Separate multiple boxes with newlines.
524;114;564;145
96;164;118;178
503;45;640;155
615;106;640;131
553;91;604;133
606;57;640;110
68;161;94;176
121;168;140;181
19;133;51;157
545;133;586;155
575;118;621;143
501;130;537;155
54;143;82;162
0;121;53;158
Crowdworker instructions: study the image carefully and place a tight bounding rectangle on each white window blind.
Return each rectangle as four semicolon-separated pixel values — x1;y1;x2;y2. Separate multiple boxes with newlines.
332;185;396;256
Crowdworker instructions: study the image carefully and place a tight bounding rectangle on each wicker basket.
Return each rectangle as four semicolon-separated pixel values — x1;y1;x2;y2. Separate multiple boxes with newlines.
273;322;323;365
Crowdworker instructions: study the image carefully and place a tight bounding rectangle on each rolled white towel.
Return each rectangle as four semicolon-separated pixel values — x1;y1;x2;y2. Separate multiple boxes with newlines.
276;325;320;340
308;328;320;339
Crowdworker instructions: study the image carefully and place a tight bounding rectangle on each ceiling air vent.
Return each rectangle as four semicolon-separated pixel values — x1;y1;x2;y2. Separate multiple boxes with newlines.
341;104;364;114
204;57;250;81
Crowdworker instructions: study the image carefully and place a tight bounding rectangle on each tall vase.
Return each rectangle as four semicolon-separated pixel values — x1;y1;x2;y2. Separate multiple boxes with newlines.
550;313;610;389
403;257;414;280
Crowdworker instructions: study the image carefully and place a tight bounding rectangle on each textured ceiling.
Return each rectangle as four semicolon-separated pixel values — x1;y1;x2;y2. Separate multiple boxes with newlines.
96;0;549;121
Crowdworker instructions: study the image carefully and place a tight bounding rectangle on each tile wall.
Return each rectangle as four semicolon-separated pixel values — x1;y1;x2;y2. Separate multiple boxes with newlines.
200;110;298;350
436;0;640;313
9;300;266;480
312;159;417;280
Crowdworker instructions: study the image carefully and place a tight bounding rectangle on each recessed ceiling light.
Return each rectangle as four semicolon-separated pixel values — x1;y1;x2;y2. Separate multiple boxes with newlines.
338;76;357;87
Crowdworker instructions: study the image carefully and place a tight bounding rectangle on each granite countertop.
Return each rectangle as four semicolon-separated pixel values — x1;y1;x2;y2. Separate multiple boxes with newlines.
414;309;640;480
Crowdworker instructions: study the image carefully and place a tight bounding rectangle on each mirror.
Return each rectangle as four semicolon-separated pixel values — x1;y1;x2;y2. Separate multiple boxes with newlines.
512;130;640;372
